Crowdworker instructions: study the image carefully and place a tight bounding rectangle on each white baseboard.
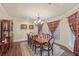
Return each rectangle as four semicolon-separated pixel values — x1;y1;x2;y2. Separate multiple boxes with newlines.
13;39;27;43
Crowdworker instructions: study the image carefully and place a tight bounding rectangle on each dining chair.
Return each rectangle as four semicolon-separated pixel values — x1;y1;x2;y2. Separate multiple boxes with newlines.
42;34;55;56
32;35;41;54
27;34;33;47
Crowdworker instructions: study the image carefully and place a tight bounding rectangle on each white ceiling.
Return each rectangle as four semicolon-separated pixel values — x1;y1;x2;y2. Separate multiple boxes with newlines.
1;3;78;20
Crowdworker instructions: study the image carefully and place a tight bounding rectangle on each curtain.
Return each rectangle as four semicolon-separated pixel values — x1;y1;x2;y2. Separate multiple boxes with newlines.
68;11;79;55
47;20;60;34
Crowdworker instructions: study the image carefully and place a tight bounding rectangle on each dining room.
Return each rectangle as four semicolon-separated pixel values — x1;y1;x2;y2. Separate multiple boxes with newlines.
0;3;79;56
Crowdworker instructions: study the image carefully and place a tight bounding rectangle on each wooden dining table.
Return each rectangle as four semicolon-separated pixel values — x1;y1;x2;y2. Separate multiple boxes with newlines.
33;36;49;56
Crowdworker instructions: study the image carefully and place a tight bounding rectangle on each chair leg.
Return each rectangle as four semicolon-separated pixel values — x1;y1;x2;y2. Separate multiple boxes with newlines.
32;44;35;51
48;47;50;56
34;45;36;54
40;45;43;56
48;50;50;56
32;44;33;50
28;40;29;44
48;44;50;56
51;47;53;55
29;42;31;47
51;45;53;55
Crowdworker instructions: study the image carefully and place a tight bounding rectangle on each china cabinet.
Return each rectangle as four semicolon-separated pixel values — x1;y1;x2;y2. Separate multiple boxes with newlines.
0;20;13;55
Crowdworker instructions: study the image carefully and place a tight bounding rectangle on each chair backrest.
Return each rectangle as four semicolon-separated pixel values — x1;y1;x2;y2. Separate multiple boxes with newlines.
33;35;38;40
48;34;55;45
27;33;33;40
27;34;29;40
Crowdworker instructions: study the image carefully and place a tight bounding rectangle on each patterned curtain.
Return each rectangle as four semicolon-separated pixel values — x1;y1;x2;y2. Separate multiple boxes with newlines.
47;20;60;35
68;11;79;55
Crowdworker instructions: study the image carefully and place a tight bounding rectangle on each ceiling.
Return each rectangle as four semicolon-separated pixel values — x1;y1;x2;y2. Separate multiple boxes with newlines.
1;3;78;20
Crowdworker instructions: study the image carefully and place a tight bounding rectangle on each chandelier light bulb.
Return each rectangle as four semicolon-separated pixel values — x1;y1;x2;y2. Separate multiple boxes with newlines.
38;20;41;23
41;21;44;24
34;20;37;24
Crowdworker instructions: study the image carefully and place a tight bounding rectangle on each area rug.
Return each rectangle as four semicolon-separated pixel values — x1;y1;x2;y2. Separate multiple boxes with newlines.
20;42;64;56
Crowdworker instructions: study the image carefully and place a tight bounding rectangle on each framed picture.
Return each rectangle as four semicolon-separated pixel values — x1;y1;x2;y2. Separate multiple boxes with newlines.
21;24;27;29
29;25;34;29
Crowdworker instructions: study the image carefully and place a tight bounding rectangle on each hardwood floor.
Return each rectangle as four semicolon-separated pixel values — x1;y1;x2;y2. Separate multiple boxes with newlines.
1;41;74;56
2;42;22;56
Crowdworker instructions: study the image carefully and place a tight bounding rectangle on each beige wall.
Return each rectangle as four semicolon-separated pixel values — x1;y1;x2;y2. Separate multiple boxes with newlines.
42;21;51;34
44;4;79;52
56;5;79;51
0;3;38;42
0;4;11;39
0;4;10;19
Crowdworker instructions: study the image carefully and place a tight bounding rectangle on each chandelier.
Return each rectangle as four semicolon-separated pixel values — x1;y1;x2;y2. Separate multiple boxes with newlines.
34;13;44;25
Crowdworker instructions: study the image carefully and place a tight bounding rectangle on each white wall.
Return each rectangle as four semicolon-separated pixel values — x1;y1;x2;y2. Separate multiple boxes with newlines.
13;18;38;42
